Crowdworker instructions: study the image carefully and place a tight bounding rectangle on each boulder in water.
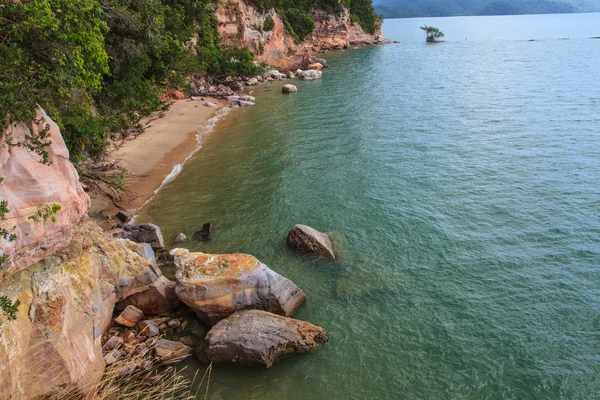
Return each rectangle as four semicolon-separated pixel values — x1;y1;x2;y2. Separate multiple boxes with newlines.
192;223;213;241
196;310;328;367
113;223;165;250
171;249;306;325
287;224;335;259
283;84;298;93
298;70;322;81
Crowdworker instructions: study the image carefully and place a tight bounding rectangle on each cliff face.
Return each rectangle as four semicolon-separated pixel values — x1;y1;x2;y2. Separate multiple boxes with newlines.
0;111;166;398
0;108;90;280
215;0;384;69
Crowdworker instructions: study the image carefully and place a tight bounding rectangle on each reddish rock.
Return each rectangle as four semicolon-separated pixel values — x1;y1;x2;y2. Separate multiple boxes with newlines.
114;305;144;328
287;224;335;259
172;248;306;325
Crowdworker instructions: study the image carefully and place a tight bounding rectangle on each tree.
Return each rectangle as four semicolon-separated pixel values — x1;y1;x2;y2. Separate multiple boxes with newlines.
420;25;444;42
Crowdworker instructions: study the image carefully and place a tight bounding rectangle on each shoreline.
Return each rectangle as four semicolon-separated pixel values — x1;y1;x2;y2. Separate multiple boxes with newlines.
88;97;231;226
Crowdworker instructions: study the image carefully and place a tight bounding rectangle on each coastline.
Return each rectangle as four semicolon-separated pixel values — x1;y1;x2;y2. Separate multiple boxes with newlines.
88;97;230;225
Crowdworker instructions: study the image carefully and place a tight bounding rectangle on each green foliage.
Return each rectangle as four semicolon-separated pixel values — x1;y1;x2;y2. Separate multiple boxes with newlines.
28;204;62;224
0;200;9;220
0;0;109;129
283;8;315;42
420;25;444;42
0;296;21;326
263;15;275;31
349;0;378;34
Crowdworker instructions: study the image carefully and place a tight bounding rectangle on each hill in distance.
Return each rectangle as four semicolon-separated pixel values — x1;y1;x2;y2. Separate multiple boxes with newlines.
374;0;600;18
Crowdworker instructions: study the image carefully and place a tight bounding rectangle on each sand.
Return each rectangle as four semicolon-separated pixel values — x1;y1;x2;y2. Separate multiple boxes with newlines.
89;98;228;223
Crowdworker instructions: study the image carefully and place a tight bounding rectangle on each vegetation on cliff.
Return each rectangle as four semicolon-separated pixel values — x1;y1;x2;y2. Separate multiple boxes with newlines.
0;0;260;159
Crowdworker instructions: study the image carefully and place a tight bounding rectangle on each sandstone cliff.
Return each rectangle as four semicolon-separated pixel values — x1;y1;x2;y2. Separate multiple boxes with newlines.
0;111;168;398
215;0;384;70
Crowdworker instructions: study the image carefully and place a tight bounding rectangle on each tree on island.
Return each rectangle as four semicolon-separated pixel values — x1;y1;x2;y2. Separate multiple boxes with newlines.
420;26;445;42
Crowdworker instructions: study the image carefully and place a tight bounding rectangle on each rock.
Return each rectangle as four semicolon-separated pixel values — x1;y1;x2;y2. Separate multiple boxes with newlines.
122;330;137;343
164;89;185;100
196;310;328;367
171;248;306;325
297;70;322;81
113;223;165;250
116;275;180;315
232;100;255;107
173;233;187;243
0;107;90;279
138;320;160;337
114;305;144;328
308;62;323;70
179;336;202;347
229;81;244;90
115;211;131;223
192;223;213;242
282;84;298;93
104;349;122;365
286;224;335;259
315;58;328;68
167;319;181;329
203;101;218;108
230;104;240;109
103;336;124;352
238;95;256;101
226;95;241;102
246;77;258;86
287;71;296;79
154;339;192;364
159;323;168;332
118;240;158;269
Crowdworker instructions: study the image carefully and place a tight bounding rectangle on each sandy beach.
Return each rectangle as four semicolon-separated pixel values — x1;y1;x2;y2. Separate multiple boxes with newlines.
89;98;229;223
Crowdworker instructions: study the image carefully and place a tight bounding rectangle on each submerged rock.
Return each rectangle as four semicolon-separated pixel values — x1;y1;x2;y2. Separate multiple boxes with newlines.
171;248;306;325
287;224;335;259
283;84;298;93
192;223;213;241
155;339;192;364
196;310;328;367
298;70;322;81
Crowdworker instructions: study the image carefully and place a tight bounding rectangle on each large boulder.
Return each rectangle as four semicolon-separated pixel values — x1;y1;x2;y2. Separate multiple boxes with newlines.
287;224;335;259
196;310;328;367
171;248;306;325
113;223;165;250
282;84;298;93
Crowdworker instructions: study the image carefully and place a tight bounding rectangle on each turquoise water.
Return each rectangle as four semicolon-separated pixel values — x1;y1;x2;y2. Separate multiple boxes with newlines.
138;13;600;399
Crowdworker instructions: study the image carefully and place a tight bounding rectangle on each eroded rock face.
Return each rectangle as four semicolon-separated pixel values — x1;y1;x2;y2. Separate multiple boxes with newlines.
0;107;90;280
214;0;383;70
196;310;328;367
287;224;335;259
171;248;306;325
0;222;166;398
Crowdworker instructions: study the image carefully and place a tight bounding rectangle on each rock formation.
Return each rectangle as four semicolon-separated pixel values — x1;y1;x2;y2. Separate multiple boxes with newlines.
0;107;90;280
171;248;306;325
287;224;335;259
283;84;298;93
0;110;176;398
214;0;385;70
196;310;328;367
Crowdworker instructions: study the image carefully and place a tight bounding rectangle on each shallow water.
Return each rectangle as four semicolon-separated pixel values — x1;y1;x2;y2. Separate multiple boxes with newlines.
138;13;600;399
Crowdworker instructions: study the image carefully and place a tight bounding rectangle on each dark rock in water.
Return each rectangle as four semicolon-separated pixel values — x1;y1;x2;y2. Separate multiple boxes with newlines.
113;223;165;250
115;211;131;223
192;223;213;241
171;249;306;325
287;224;335;259
196;310;328;368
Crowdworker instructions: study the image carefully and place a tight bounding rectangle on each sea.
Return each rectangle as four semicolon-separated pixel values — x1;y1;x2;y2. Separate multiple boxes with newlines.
137;12;600;399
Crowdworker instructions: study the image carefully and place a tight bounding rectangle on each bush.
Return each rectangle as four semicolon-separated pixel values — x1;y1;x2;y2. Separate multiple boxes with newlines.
263;15;275;31
283;9;315;42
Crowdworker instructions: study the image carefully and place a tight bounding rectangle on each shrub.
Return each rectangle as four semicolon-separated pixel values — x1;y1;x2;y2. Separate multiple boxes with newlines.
263;15;275;31
283;9;315;42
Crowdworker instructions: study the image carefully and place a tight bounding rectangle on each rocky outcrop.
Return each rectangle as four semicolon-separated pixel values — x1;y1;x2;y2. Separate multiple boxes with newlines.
214;0;384;70
0;109;177;398
196;310;328;367
0;107;90;280
0;221;167;398
113;223;165;250
171;248;306;325
287;224;335;259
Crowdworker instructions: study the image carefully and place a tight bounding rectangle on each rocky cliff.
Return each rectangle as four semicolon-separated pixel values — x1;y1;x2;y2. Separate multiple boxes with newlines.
215;0;384;70
0;111;168;398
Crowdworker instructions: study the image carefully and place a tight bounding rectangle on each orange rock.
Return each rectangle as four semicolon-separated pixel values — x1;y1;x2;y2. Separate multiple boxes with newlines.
171;249;306;325
308;62;323;70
